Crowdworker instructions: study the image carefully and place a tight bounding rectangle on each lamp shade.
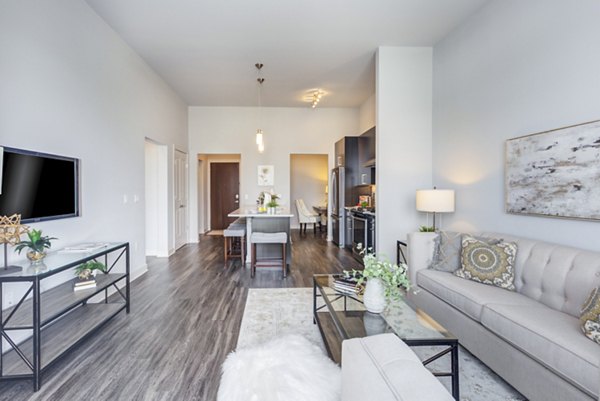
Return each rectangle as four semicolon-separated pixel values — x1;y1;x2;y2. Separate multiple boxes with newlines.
416;189;455;213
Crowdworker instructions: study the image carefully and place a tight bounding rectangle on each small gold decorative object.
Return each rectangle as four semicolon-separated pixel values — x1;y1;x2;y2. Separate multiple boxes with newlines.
0;214;29;274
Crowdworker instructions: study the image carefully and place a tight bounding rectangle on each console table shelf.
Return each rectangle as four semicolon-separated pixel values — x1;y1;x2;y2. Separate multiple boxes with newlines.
3;303;125;376
4;273;127;329
0;242;130;391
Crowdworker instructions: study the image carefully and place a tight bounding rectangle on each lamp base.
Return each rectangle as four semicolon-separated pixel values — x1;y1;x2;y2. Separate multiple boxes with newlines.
0;265;23;276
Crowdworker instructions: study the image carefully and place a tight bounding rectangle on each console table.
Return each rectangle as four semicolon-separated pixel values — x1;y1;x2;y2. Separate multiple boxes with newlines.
0;242;130;391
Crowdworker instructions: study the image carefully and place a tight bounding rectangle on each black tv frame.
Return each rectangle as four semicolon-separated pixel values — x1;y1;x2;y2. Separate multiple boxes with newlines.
1;146;80;223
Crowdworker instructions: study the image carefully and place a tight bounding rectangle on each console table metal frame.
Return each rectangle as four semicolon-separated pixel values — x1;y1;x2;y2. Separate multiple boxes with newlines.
0;243;130;391
313;274;460;400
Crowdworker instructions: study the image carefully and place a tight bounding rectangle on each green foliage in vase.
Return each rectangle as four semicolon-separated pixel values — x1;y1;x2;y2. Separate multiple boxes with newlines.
14;229;57;254
419;225;435;232
345;244;411;300
267;200;279;208
75;261;107;280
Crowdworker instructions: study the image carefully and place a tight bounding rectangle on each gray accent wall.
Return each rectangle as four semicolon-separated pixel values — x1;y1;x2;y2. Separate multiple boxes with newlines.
432;0;600;251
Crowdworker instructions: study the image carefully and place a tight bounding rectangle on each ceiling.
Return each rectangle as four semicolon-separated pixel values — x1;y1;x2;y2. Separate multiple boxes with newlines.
85;0;489;107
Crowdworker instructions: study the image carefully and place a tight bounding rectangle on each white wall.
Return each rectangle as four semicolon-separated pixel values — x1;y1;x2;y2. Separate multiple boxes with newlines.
290;154;329;229
376;47;433;259
0;1;187;279
433;0;600;251
188;107;359;240
359;93;376;133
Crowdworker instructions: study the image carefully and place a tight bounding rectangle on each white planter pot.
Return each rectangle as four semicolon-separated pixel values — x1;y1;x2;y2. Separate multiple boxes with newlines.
363;278;386;314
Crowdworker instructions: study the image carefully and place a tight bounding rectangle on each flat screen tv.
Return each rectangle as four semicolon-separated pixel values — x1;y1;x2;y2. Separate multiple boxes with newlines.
0;146;80;223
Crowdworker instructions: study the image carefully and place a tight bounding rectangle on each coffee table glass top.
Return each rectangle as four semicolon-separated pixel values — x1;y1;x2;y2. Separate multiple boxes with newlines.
314;274;456;342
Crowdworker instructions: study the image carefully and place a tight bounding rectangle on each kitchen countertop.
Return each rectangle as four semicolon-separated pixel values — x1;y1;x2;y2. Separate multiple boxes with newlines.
345;206;376;216
228;207;294;218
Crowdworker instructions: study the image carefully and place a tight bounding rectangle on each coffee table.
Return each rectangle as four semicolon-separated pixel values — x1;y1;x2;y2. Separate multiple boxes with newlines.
313;274;460;400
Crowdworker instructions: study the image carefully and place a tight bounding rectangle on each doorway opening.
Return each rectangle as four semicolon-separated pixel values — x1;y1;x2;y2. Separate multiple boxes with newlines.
290;154;329;233
197;154;241;236
145;139;169;257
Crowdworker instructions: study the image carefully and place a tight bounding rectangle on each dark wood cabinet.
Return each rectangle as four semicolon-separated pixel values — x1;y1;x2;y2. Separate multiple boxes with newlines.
358;127;376;185
334;137;359;206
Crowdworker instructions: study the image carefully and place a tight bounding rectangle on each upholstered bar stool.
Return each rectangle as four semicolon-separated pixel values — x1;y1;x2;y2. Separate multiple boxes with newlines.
250;232;288;279
223;220;246;266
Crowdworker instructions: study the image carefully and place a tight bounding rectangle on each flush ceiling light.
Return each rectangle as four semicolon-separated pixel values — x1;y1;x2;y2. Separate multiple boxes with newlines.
255;63;265;153
303;89;326;109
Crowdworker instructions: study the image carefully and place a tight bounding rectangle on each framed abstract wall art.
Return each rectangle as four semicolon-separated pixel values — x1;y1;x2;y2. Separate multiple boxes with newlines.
505;120;600;220
257;165;274;186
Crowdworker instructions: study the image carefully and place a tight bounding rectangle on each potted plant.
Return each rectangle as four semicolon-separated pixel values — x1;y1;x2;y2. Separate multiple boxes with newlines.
346;245;410;313
15;229;57;265
75;261;106;280
266;193;280;214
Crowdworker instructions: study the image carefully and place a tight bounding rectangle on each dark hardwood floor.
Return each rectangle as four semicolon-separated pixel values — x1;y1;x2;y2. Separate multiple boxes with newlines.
0;230;361;401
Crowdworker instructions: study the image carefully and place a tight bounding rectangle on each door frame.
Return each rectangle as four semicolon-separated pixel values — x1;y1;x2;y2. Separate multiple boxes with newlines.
207;160;241;231
144;138;169;257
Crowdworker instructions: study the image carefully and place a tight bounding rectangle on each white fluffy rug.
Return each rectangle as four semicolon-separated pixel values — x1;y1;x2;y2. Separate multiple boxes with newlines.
217;334;341;401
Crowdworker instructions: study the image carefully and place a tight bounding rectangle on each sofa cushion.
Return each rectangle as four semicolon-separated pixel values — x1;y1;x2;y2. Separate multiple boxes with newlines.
417;269;539;321
481;303;600;396
455;236;517;291
342;333;453;401
580;287;600;345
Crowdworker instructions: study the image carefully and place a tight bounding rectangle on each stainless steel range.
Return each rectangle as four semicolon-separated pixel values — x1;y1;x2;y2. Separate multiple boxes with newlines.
349;209;375;262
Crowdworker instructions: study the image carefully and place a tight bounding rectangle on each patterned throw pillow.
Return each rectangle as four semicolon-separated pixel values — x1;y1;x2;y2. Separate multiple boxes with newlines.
455;235;517;291
580;287;600;345
429;232;503;273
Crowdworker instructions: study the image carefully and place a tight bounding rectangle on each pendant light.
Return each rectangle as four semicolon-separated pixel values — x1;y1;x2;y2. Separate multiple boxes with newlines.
255;63;265;153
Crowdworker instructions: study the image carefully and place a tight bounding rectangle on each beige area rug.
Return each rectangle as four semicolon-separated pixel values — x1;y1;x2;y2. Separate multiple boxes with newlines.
237;288;527;401
206;230;223;236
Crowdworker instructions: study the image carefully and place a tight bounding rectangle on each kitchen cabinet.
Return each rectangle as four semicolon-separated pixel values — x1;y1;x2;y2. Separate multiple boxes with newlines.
358;127;376;185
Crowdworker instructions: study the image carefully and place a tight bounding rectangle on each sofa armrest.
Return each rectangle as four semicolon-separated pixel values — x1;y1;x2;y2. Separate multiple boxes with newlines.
407;232;438;288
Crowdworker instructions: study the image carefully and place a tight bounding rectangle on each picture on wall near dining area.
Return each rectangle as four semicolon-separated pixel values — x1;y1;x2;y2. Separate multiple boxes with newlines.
258;165;274;186
505;120;600;220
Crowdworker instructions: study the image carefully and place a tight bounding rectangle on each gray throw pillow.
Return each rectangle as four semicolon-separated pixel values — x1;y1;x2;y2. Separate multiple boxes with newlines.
429;231;503;273
429;231;462;272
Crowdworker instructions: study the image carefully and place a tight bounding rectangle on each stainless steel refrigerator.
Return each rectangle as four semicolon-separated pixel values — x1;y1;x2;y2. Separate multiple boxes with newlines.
330;167;345;247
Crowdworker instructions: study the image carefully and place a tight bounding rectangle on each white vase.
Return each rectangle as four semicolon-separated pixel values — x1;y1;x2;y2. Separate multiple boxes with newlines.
363;278;386;314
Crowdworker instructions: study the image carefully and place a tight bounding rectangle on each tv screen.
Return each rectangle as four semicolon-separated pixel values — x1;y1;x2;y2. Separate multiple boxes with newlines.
0;147;79;223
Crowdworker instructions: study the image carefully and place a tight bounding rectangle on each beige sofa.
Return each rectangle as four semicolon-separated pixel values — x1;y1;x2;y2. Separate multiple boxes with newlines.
342;333;454;401
407;232;600;401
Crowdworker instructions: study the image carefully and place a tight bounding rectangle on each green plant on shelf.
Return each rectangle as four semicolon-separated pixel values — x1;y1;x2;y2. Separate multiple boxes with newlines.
15;229;57;263
75;261;107;280
419;225;435;232
267;200;279;208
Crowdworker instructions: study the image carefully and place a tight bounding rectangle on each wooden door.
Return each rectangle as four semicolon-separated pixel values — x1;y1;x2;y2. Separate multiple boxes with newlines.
210;162;239;230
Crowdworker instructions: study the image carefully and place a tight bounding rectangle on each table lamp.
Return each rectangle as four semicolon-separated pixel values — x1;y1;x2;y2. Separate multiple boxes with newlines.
416;188;455;231
0;214;29;275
